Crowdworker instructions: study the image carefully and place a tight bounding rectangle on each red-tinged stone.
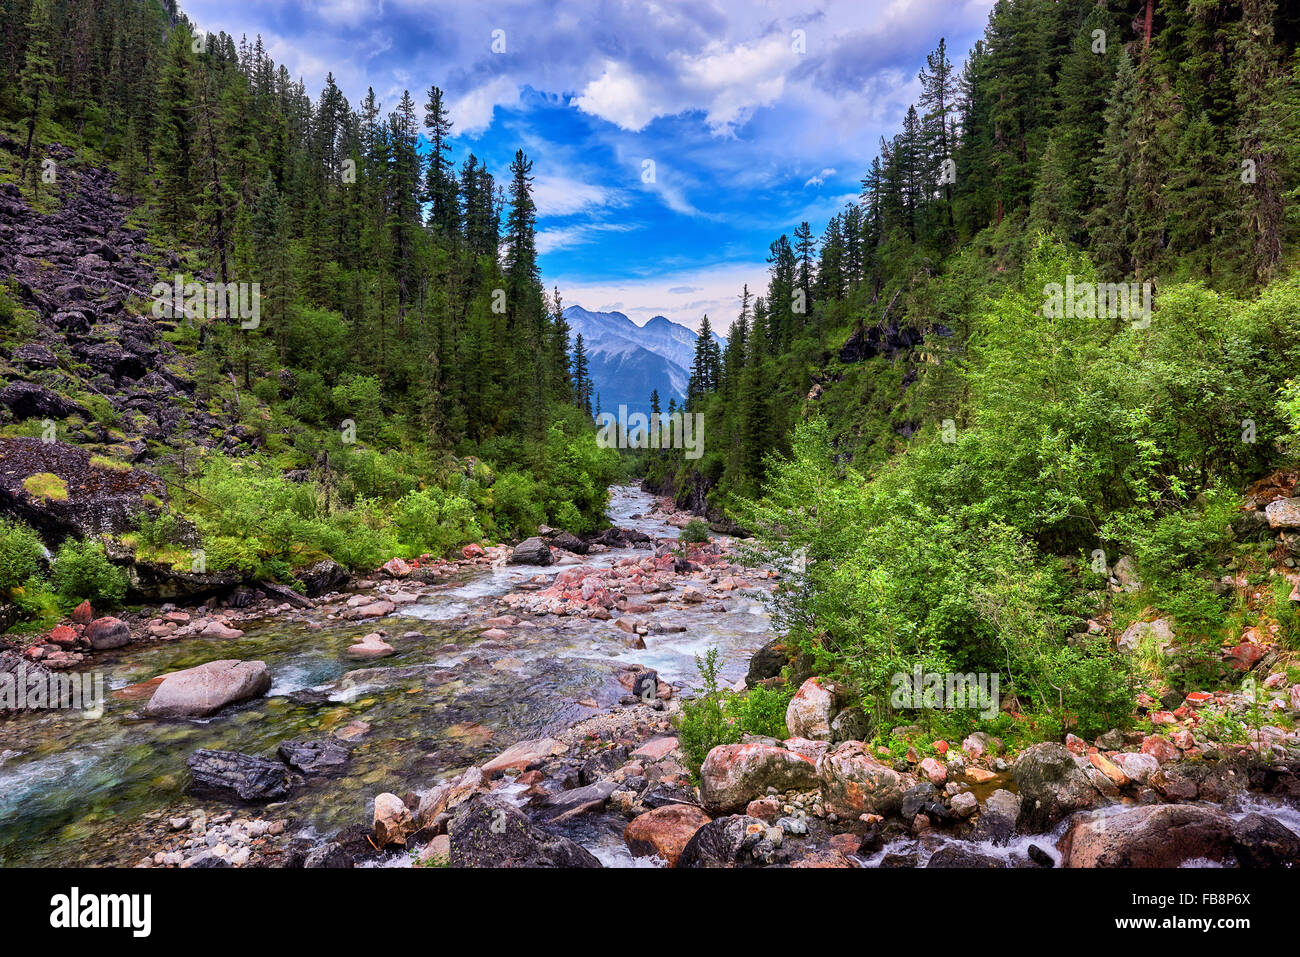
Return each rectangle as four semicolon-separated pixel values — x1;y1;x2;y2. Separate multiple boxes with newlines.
1064;733;1089;755
1140;735;1180;764
1170;729;1195;750
381;557;411;578
966;767;997;784
905;747;919;763
745;797;780;822
919;757;947;785
819;741;914;818
1173;707;1190;719
1088;751;1130;788
1149;711;1176;726
517;770;544;786
933;740;949;755
631;736;679;762
480;628;510;641
699;743;818;813
461;543;485;559
163;611;190;623
1227;641;1265;671
624;805;712;867
1183;691;1214;708
24;644;44;659
70;600;94;624
48;625;77;647
829;833;862;856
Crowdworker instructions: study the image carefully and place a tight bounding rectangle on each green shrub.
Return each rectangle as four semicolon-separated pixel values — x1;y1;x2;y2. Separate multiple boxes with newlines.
728;682;794;739
50;538;127;607
0;519;46;591
677;649;799;775
678;519;711;544
677;649;743;774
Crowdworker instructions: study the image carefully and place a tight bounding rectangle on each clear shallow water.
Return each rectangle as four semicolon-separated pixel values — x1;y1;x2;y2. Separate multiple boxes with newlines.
0;487;772;866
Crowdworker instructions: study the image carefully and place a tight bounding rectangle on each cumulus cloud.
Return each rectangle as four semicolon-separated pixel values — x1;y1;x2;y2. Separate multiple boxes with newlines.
804;167;836;187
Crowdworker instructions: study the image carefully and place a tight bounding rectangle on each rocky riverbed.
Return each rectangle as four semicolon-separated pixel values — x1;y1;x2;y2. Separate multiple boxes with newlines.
3;485;1300;868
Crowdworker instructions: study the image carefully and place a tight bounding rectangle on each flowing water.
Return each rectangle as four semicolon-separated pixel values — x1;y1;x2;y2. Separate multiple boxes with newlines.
0;487;772;867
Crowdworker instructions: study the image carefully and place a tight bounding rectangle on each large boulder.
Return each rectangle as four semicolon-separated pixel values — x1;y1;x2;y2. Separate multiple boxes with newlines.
785;677;841;741
677;815;771;868
295;559;350;597
372;793;414;847
186;749;297;802
144;659;271;718
1265;497;1300;529
971;789;1022;845
1230;812;1300;867
0;382;87;420
552;531;588;555
1058;805;1235;867
745;638;790;687
124;563;241;603
1117;617;1174;655
509;537;553;566
447;794;601;868
84;616;130;650
1011;742;1103;830
699;743;819;813
818;740;914;818
624;804;712;867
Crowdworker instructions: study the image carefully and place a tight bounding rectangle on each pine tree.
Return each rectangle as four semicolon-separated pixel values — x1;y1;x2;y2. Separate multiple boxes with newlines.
17;0;54;190
423;84;460;237
155;26;195;235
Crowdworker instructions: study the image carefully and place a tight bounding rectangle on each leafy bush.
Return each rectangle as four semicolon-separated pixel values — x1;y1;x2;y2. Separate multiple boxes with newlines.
50;538;127;607
677;649;797;774
678;519;711;544
0;519;46;591
677;649;743;774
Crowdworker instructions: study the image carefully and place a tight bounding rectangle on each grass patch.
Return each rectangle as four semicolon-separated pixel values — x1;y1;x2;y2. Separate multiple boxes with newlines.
23;472;68;501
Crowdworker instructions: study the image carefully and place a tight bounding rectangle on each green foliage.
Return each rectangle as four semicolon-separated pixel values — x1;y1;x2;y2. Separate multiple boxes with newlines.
677;649;742;774
0;518;45;591
678;519;710;545
50;538;127;608
676;648;796;775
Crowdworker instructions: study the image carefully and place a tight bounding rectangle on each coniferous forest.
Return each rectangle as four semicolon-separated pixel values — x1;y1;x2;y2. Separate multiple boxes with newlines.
2;0;1300;899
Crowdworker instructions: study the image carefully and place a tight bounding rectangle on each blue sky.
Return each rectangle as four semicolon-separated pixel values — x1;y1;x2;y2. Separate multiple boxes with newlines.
184;0;995;331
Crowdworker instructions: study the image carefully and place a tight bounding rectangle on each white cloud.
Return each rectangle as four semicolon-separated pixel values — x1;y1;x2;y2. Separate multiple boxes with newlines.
804;167;836;187
450;76;520;137
537;221;640;254
531;175;621;217
572;60;667;133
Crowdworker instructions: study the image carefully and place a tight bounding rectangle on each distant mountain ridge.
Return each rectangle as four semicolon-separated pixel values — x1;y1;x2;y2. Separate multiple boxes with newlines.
563;305;723;416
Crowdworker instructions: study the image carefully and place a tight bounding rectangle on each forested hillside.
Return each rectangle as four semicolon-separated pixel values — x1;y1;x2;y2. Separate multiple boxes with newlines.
649;0;1300;736
0;0;617;616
